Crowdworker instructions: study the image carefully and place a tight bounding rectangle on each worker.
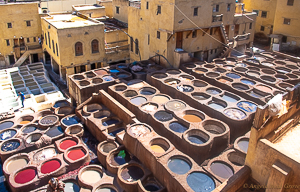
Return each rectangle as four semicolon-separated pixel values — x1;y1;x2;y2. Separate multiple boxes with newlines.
17;91;25;108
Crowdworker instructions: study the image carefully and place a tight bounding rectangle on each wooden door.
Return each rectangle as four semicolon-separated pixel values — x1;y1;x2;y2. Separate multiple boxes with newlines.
19;38;25;46
14;39;19;47
176;32;183;49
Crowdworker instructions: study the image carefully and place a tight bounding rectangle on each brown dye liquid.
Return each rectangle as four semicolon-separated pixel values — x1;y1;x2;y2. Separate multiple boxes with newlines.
256;85;272;92
219;79;230;84
150;145;165;153
20;121;30;124
183;115;202;122
152;95;169;104
7;158;28;173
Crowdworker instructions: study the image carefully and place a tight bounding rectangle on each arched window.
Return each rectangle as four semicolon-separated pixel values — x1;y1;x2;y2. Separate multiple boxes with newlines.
135;38;139;55
75;42;83;56
91;39;99;53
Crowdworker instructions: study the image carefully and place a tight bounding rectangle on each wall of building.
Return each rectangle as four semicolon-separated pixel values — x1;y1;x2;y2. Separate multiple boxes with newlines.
97;0;113;18
40;0;96;12
72;5;106;18
112;0;129;23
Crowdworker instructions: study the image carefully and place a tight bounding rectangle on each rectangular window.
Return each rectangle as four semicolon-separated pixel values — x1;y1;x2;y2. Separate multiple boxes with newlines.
52;40;55;54
56;43;59;56
253;10;259;16
210;50;213;54
116;6;119;14
282;35;287;43
157;31;160;39
7;23;12;28
6;40;10;46
260;26;265;31
26;21;31;27
48;32;51;48
287;0;294;6
261;11;267;18
284;18;291;25
215;49;217;53
249;23;252;29
148;34;150;45
227;4;231;12
213;4;219;12
194;8;198;16
192;30;197;38
210;28;213;35
146;2;149;9
130;37;133;52
33;37;36;42
157;5;161;14
27;38;30;43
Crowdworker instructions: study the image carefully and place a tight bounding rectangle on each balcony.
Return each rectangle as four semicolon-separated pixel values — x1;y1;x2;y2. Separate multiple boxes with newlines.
212;14;223;23
234;33;251;46
105;44;129;53
129;0;141;9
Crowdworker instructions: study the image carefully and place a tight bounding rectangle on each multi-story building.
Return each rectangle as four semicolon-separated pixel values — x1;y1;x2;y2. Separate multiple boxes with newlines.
0;2;44;68
243;0;300;52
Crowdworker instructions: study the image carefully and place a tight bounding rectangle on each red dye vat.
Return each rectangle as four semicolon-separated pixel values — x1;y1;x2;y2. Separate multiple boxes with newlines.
67;149;85;161
15;169;36;184
41;160;61;174
59;139;77;150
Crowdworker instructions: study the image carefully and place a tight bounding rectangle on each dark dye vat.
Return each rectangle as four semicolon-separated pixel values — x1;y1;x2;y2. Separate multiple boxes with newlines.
0;121;14;131
187;172;215;192
0;130;16;140
109;69;119;73
249;91;264;98
208;102;225;110
169;122;188;133
118;65;127;68
121;166;144;182
130;97;147;105
206;88;221;95
165;100;186;111
109;128;124;136
62;116;80;126
102;119;119;126
241;79;255;85
46;126;64;137
154;111;173;122
224;108;246;120
140;90;155;95
226;73;240;79
236;63;247;67
210;162;233;179
103;76;114;81
237;101;257;112
41;159;61;174
188;135;206;144
117;73;129;78
144;184;160;191
15;168;36;184
1;140;20;152
177;85;194;92
221;95;238;103
111;151;130;166
23;126;37;134
168;158;191;175
238;139;249;153
53;100;69;108
64;182;80;192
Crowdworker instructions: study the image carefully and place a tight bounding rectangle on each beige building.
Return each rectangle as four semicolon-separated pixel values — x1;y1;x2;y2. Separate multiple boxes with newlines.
72;4;106;18
0;2;44;68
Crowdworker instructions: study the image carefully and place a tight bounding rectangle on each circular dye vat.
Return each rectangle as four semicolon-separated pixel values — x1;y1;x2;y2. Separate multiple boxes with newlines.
128;125;151;137
64;181;80;192
227;152;245;166
152;73;168;79
183;114;202;123
144;185;159;192
256;85;272;93
226;73;240;79
103;75;114;81
123;90;138;98
1;140;20;152
208;102;226;110
60;139;77;150
195;68;208;74
141;103;158;112
203;120;226;134
276;67;291;74
165;100;186;111
187;172;215;192
130;96;147;105
261;62;275;67
238;139;249;153
206;88;221;95
188;135;206;144
101;142;117;153
117;73;129;78
81;170;102;184
95;70;108;75
41;159;61;174
0;129;16;140
46;126;64;138
166;69;181;74
15;168;36;184
206;72;219;78
221;94;239;103
169;122;188;133
218;78;231;84
109;69;119;73
140;88;156;95
67;149;86;161
121;166;144;182
192;93;210;100
26;133;42;144
224;108;246;120
210;162;233;179
193;80;208;87
241;79;255;85
247;71;260;78
20;121;31;125
96;187;117;192
62;116;80;126
150;144;166;153
6;158;28;173
177;85;194;92
102;119;120;126
249;90;265;98
154;111;173;122
237;101;257;112
168;157;191;175
33;148;57;163
261;76;276;83
111;151;130;166
53;100;69;108
22;126;37;134
152;95;170;104
165;78;180;86
232;83;249;91
0;121;14;131
40;115;58;125
115;85;127;92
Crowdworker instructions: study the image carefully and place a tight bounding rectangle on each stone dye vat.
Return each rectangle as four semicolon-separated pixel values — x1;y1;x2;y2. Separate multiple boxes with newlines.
97;141;119;168
109;82;230;164
147;70;258;141
68;65;133;105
